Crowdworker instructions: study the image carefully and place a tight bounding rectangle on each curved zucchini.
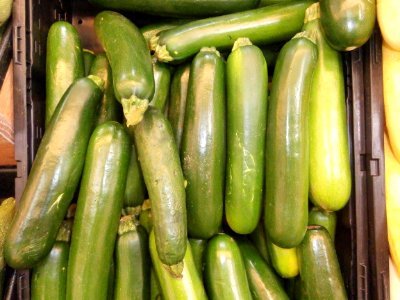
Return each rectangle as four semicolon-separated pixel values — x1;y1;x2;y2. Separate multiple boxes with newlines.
114;216;150;300
319;0;376;51
264;32;317;248
95;11;154;126
31;220;72;300
303;3;351;212
297;226;347;299
46;21;84;127
181;47;225;239
66;121;130;300
266;237;299;278
4;77;103;269
134;107;187;265
149;231;207;300
149;61;171;112
89;53;121;126
237;239;289;300
225;38;267;234
83;49;95;76
308;206;336;241
168;63;190;150
152;1;314;62
189;238;207;276
205;233;252;300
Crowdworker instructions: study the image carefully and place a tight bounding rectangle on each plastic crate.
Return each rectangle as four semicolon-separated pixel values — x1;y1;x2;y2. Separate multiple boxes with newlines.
10;0;389;298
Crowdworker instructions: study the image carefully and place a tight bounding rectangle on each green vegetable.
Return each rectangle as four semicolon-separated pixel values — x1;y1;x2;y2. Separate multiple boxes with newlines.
150;61;171;112
308;206;337;241
189;238;207;277
249;222;271;265
139;199;153;233
150;268;162;300
266;237;299;278
83;49;95;76
141;21;188;50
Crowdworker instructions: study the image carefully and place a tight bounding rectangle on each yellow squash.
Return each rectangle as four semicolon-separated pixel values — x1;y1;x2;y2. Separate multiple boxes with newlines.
377;0;400;51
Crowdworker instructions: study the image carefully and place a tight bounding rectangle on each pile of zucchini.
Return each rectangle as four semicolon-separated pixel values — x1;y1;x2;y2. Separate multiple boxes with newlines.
2;0;376;299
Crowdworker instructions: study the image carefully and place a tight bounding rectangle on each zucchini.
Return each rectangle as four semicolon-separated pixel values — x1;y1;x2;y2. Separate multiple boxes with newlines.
225;38;267;234
83;49;95;76
297;226;347;299
89;53;121;126
4;76;103;269
264;31;317;248
308;206;337;241
46;21;84;127
303;3;351;212
152;1;314;62
107;258;115;300
258;0;296;6
95;11;154;126
205;234;252;300
237;239;289;300
150;61;172;112
31;220;72;300
168;63;190;150
150;267;162;300
181;47;225;239
249;222;271;265
149;230;207;300
89;0;259;18
189;238;207;276
139;199;153;233
134;107;187;265
66;121;130;300
141;21;188;50
266;237;299;278
114;216;150;300
319;0;376;51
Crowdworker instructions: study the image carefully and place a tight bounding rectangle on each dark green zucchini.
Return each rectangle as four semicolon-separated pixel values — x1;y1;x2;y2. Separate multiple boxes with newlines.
139;199;153;233
149;231;207;300
189;238;207;276
114;216;150;300
181;47;225;239
149;61;171;112
4;76;103;269
237;239;289;300
150;267;162;300
264;31;317;248
95;11;154;126
134;107;187;265
168;63;190;150
249;222;271;265
297;226;347;299
152;1;314;62
258;0;296;6
319;0;375;51
225;38;267;234
89;0;259;18
89;53;121;126
83;49;95;76
31;220;72;300
308;206;336;241
66;121;130;300
45;21;84;127
141;21;188;50
107;258;115;300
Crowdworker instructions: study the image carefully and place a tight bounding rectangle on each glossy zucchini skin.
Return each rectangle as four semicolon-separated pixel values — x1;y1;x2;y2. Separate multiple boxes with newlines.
237;239;289;300
264;34;317;248
4;77;103;269
89;53;121;126
297;226;347;299
319;0;376;51
139;199;153;233
66;121;130;300
89;0;259;18
189;238;207;276
134;107;187;265
149;62;172;112
153;1;314;62
205;234;252;300
149;231;207;300
83;49;95;76
181;47;225;239
225;38;268;234
95;10;154;126
45;21;84;127
141;21;189;50
168;63;190;150
114;216;150;300
308;206;337;241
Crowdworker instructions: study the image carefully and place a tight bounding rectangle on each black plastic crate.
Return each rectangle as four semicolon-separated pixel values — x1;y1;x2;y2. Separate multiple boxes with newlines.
10;0;389;299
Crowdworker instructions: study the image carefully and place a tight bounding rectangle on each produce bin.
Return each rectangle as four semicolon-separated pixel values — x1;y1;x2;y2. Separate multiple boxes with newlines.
9;0;389;298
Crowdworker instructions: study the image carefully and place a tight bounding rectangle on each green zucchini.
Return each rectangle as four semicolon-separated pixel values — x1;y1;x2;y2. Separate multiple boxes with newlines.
319;0;375;51
150;267;162;300
308;206;336;241
107;258;115;300
294;276;309;300
264;31;317;248
114;216;150;300
4;76;103;269
249;222;271;265
225;38;267;234
237;239;289;300
83;49;95;76
66;121;130;300
303;3;351;211
134;107;187;265
181;47;225;239
89;53;121;126
266;237;299;278
258;0;297;6
297;226;347;299
168;63;190;150
152;1;314;62
141;21;188;50
45;21;84;127
31;220;72;300
95;11;154;126
89;0;258;18
150;61;171;112
139;199;153;233
189;238;207;276
149;230;207;300
205;233;252;300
